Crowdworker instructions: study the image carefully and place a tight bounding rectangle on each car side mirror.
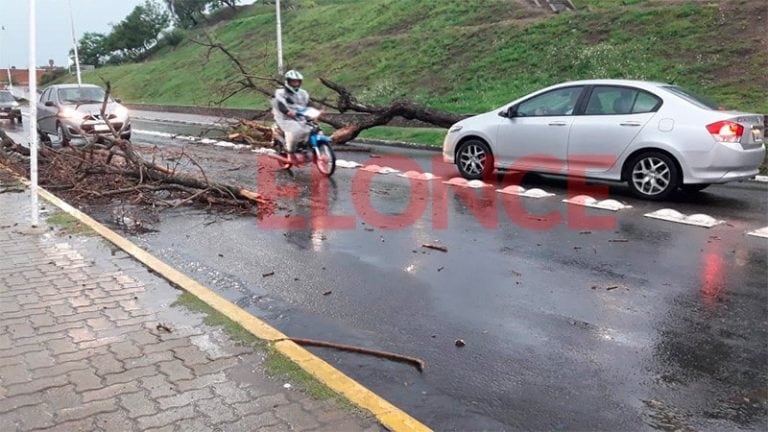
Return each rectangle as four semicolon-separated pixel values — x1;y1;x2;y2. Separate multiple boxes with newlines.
44;101;55;107
499;106;517;118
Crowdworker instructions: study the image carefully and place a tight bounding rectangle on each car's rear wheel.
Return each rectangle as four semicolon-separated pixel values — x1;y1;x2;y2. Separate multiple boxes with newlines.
681;184;710;193
37;128;51;145
57;123;71;147
627;151;679;200
456;139;494;180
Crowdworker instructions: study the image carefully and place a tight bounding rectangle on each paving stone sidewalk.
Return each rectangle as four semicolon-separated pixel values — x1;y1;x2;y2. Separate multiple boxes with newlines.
0;182;380;431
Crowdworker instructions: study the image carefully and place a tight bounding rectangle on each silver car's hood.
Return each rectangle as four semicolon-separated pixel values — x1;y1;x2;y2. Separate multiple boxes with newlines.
63;102;123;116
0;101;18;108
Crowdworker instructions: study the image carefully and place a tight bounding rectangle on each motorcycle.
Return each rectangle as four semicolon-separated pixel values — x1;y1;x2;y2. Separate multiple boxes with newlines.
271;107;336;177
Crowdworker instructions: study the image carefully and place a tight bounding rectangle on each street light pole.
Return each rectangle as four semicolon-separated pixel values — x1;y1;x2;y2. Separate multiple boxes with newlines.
28;0;39;227
275;0;284;76
0;25;10;90
68;0;82;85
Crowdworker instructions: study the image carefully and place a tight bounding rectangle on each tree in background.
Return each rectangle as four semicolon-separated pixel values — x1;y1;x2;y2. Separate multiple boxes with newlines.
106;0;170;61
165;0;241;28
70;32;108;67
212;0;240;12
164;0;209;28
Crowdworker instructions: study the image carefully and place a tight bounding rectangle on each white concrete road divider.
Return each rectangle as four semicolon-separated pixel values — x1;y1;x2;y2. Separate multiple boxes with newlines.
496;185;555;199
747;227;768;238
398;171;440;181
442;177;492;188
336;159;362;169
644;208;724;228
134;129;251;150
752;175;768;183
360;165;401;175
562;195;632;211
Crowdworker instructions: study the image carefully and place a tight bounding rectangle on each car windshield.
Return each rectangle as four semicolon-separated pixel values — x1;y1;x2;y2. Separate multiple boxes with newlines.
663;85;720;110
57;87;109;105
0;92;14;103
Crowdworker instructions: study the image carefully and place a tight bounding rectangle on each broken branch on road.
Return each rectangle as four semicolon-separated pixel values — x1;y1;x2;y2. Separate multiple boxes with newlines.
191;32;468;145
283;337;425;372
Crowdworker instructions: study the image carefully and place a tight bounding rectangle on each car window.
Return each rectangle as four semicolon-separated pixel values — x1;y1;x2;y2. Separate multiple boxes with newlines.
632;91;662;113
0;92;14;102
517;87;583;117
584;86;661;115
663;85;720;110
57;87;107;104
39;88;50;102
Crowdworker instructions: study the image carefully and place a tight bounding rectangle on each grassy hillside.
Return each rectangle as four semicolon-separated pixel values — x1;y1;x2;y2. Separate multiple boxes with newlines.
70;0;767;116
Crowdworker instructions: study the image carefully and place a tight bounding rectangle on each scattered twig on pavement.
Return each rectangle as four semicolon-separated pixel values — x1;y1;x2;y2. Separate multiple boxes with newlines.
156;323;173;333
609;239;629;243
262;271;275;278
422;243;448;253
284;337;425;372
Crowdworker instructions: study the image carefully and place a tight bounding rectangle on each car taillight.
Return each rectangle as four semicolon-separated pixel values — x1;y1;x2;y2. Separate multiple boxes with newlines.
706;120;744;143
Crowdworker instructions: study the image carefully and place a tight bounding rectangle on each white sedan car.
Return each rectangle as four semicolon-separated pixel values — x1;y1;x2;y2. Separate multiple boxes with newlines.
443;79;765;199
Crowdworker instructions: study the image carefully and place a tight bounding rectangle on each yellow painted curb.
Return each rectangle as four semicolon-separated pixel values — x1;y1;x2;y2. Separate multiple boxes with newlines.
3;168;430;432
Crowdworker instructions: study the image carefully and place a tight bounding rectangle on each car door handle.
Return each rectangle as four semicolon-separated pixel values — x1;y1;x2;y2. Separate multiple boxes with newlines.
620;121;641;127
548;121;567;126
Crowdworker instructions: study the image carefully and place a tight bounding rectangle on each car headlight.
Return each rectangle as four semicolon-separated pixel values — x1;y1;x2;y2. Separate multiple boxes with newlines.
59;106;80;118
113;106;129;119
11;101;19;107
449;125;463;133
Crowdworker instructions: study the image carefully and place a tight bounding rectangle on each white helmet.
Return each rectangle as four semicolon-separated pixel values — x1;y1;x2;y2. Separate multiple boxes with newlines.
284;70;303;93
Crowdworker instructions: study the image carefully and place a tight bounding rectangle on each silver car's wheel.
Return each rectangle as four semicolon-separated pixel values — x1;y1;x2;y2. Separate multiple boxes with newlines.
456;139;493;180
628;152;679;200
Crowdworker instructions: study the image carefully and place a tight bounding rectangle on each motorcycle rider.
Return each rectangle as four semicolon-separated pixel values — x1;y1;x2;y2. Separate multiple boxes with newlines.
272;69;312;164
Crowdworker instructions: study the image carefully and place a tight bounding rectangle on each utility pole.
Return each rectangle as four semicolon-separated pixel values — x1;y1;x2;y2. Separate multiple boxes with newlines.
275;0;284;76
0;25;11;90
28;0;39;227
68;0;82;85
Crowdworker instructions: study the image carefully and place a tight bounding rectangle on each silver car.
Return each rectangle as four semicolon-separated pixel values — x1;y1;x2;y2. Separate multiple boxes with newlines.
37;84;131;146
443;79;766;199
0;90;22;123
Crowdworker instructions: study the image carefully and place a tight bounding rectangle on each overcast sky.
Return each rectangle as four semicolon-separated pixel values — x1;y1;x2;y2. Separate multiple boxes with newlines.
0;0;150;68
0;0;258;69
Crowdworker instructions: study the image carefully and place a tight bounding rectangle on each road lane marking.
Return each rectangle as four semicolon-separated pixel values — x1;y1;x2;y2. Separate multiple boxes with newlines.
747;226;768;238
1;165;430;432
644;208;724;228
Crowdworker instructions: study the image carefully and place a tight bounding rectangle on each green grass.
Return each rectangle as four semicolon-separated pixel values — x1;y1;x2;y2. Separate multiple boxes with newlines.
172;292;359;411
358;127;445;147
58;0;768;139
47;211;95;236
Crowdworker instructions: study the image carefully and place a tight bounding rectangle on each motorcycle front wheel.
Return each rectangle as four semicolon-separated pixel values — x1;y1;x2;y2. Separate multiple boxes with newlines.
314;143;336;177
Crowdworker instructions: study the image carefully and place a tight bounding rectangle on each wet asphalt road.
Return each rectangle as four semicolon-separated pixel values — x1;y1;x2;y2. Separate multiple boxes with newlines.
3;117;768;431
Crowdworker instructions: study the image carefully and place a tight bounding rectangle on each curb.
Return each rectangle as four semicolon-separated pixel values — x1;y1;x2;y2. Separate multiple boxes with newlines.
3;166;431;432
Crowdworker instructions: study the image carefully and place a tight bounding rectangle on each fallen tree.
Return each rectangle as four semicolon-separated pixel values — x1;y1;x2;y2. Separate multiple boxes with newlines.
0;86;274;222
192;33;469;145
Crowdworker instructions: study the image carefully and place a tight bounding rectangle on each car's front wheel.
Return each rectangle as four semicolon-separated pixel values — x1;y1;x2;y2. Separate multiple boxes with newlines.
627;151;679;200
456;139;494;180
57;123;71;147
